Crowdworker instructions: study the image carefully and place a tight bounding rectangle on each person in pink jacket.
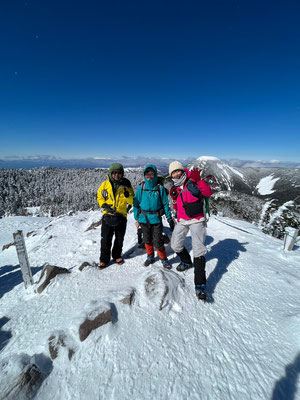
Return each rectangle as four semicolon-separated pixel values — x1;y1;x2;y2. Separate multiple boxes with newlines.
169;161;212;300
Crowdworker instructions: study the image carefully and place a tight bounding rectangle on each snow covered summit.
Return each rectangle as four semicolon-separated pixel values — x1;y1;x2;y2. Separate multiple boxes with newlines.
0;211;300;399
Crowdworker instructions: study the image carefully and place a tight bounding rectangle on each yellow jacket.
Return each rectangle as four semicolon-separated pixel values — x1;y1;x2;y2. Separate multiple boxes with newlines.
97;176;134;218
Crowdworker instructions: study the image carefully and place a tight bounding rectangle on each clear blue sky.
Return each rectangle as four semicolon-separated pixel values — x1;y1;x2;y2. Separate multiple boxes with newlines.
1;0;299;161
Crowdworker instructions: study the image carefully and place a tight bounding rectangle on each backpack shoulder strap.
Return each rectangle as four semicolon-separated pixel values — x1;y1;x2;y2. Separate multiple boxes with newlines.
140;182;145;200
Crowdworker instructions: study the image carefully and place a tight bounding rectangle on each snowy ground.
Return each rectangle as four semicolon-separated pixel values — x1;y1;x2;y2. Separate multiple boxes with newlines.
0;211;300;400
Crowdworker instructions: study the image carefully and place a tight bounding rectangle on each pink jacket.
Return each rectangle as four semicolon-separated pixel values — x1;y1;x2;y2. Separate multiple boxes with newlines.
171;169;212;221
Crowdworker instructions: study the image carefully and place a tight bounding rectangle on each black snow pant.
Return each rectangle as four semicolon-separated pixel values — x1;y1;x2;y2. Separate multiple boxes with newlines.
194;256;206;286
140;222;164;252
177;249;206;286
100;215;127;264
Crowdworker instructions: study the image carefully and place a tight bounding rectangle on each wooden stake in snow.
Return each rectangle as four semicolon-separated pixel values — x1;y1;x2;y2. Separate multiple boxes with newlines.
283;228;299;251
13;230;33;288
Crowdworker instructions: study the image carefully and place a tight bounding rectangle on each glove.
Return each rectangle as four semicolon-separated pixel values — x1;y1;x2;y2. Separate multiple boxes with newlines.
124;189;129;198
102;203;116;213
168;218;175;232
169;186;178;200
190;168;202;182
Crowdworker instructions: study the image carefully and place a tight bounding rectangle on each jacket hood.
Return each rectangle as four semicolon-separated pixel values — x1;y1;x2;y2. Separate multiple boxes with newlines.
144;164;158;188
144;164;157;176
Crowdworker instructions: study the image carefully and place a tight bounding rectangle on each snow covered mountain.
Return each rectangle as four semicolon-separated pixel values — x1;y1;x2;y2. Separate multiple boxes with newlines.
1;211;300;399
188;156;300;203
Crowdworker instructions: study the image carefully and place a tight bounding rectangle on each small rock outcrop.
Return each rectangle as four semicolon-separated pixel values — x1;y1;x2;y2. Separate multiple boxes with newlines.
85;220;102;231
79;261;92;271
26;231;36;238
2;363;46;400
79;308;112;341
120;289;135;305
36;265;70;294
48;333;75;361
2;242;14;251
77;301;118;342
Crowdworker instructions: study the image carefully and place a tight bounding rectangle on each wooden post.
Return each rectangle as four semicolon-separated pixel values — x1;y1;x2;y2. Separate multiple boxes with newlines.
13;230;33;288
284;228;299;251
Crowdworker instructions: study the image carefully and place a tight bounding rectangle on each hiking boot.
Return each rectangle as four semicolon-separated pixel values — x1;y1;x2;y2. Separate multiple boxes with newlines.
195;285;206;301
144;254;155;267
161;258;171;269
176;262;193;272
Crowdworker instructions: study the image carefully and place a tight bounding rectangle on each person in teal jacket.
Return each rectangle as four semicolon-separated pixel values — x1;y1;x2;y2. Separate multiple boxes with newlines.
133;164;175;268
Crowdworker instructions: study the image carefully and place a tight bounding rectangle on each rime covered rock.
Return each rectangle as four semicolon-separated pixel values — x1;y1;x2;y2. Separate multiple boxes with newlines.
2;364;45;399
1;353;52;400
48;332;75;361
143;269;184;311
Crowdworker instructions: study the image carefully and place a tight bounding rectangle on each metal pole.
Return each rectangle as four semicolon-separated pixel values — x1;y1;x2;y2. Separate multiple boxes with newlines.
13;230;33;288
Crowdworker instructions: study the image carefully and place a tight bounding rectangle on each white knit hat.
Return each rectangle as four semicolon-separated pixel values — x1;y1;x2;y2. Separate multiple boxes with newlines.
169;161;184;175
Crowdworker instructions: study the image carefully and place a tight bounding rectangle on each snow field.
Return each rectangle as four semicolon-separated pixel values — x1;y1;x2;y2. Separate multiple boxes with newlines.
0;211;300;399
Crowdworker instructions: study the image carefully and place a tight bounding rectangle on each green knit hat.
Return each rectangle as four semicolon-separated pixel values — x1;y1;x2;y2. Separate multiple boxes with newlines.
108;163;124;179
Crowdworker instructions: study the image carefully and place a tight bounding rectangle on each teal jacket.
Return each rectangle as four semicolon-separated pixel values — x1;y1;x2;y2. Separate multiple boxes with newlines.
133;165;172;224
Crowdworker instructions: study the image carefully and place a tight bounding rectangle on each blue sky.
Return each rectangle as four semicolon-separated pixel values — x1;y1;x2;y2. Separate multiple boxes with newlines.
1;0;300;161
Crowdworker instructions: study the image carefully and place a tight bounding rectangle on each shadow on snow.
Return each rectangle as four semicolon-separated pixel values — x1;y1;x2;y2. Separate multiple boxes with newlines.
0;316;12;352
0;265;43;299
271;353;300;400
206;239;248;302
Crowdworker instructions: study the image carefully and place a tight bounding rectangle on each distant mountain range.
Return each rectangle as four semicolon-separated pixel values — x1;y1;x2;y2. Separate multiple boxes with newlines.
0;155;299;171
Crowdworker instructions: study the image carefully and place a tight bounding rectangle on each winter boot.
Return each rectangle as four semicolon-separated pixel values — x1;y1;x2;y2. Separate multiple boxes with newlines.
176;261;193;272
195;285;206;301
161;258;171;269
144;253;155;267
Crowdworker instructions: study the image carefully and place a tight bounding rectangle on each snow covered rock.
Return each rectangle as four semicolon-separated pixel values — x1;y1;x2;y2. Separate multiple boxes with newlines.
78;301;117;342
48;332;75;361
120;289;136;305
79;261;93;271
85;219;102;232
0;354;52;400
143;269;184;311
36;265;71;294
2;242;14;251
2;363;45;400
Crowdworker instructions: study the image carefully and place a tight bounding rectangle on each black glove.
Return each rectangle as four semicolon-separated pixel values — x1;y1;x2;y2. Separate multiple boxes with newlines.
102;203;116;213
168;218;175;232
124;189;129;198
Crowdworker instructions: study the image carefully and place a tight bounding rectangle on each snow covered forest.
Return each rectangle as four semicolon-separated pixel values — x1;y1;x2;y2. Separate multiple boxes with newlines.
0;167;144;218
0;162;299;239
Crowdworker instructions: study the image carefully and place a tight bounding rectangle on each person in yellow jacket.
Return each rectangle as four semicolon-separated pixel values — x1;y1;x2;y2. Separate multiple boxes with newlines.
97;163;134;269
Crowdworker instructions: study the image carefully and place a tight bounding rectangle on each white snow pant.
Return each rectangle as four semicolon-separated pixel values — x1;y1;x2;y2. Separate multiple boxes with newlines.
171;221;207;258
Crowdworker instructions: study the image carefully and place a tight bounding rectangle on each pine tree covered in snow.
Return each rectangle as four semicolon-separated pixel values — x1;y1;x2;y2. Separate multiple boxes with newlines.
0;168;144;217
